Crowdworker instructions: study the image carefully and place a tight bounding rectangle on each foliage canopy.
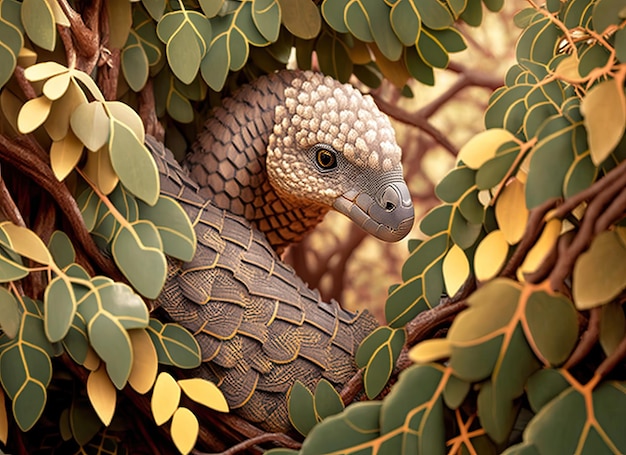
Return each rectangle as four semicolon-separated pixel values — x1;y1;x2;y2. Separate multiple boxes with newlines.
0;0;624;453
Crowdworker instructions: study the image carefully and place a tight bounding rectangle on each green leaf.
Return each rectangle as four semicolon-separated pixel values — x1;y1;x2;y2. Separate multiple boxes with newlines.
524;291;578;365
288;380;317;436
278;0;321;39
146;318;201;368
525;116;579;208
141;0;166;21
415;0;454;29
380;364;446;455
62;311;89;365
108;118;159;205
157;10;211;84
97;282;149;330
47;231;75;269
0;247;28;283
0;287;20;339
417;28;449;69
86;311;132;390
356;327;405;399
526;369;569;413
111;220;167;299
43;276;76;342
316;31;353;83
314;379;344;421
0;312;52;431
0;9;22;89
300;401;381;455
122;30;150;92
390;0;421;46
21;0;55;51
599;302;626;356
252;0;280;42
592;0;624;32
573;230;626;310
138;195;196;262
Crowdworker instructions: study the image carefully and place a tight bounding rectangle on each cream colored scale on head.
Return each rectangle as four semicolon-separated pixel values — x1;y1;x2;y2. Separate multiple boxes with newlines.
267;72;413;242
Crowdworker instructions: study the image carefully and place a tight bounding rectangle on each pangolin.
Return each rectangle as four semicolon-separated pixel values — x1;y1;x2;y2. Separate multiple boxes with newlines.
147;70;414;432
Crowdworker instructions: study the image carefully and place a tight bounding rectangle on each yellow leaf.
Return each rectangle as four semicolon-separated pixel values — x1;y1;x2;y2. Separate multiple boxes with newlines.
518;218;562;279
408;339;451;364
171;407;199;455
458;128;517;170
23;61;68;82
178;378;229;413
87;366;117;426
442;244;470;297
495;178;528;245
17;48;38;68
45;80;88;141
43;71;71;100
83;346;101;371
17;96;53;134
554;54;582;81
0;222;52;265
50;131;84;181
581;78;626;165
474;229;509;281
83;146;119;195
0;89;22;134
151;372;181;425
0;388;7;444
128;329;158;394
348;39;372;64
371;45;410;88
46;0;70;26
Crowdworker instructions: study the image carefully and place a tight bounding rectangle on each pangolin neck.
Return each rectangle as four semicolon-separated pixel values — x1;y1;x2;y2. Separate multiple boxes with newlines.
186;72;329;253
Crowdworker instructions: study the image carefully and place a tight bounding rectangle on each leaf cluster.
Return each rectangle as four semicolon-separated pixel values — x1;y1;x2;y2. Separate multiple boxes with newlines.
281;0;626;453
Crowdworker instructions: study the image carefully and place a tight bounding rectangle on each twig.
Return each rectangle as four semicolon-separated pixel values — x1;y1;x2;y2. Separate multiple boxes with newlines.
370;93;459;156
563;306;601;370
194;433;302;455
0;134;122;281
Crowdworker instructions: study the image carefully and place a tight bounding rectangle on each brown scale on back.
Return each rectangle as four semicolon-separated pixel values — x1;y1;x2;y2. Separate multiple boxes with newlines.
186;71;328;254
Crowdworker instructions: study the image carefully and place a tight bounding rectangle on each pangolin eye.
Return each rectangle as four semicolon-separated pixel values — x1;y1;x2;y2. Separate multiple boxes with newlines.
316;148;337;170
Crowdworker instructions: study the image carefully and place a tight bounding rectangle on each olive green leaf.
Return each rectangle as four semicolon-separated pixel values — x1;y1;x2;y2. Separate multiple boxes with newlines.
591;0;624;33
0;0;23;89
0;245;28;284
198;0;224;18
122;30;150;92
157;9;212;84
507;379;626;454
61;310;89;366
315;30;353;83
0;287;20;339
69;398;102;446
43;276;77;342
141;0;166;21
77;285;134;390
278;0;320;39
599;302;626;357
252;0;280;43
390;0;421;46
300;401;382;455
133;4;164;65
108;118;159;205
524;291;578;366
146;318;201;368
288;380;317;436
0;308;52;431
573;230;626;310
356;326;405;399
137;195;197;262
581;78;626;165
111;220;167;299
386;232;449;327
415;0;454;29
379;364;446;454
21;0;55;51
313;379;344;421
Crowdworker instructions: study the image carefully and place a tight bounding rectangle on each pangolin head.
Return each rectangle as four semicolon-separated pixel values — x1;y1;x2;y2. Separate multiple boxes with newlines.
267;71;414;242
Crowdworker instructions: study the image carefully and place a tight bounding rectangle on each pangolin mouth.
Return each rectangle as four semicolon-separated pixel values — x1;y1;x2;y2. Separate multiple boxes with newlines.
333;182;414;242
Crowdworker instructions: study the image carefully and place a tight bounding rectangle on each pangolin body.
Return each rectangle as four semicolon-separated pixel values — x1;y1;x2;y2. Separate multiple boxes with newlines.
148;136;378;431
151;70;414;432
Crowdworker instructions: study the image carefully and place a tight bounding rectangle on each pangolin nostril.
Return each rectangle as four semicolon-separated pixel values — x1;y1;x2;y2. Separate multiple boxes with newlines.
385;201;395;211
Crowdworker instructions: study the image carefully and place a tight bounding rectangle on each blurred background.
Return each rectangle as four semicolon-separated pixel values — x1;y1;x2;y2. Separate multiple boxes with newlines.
284;1;527;322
